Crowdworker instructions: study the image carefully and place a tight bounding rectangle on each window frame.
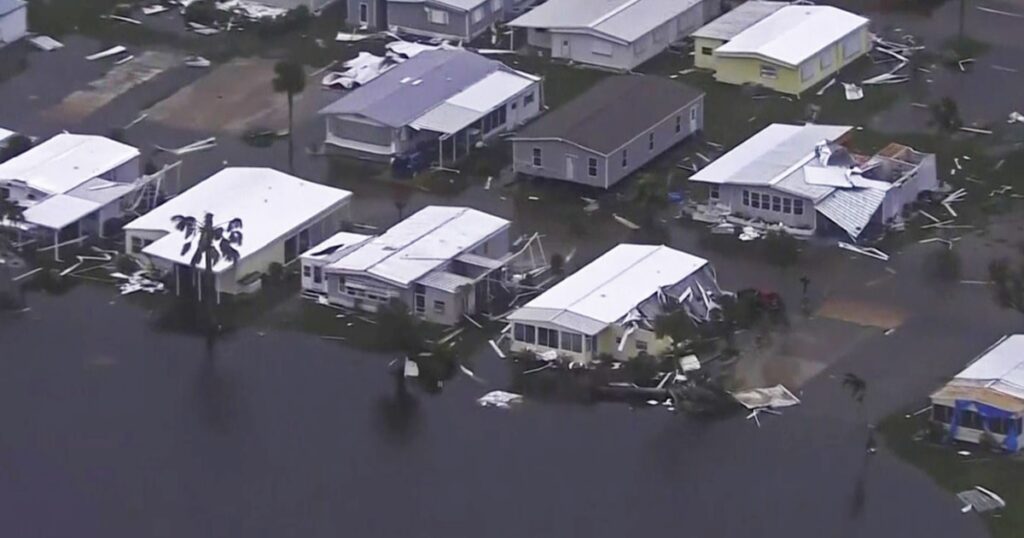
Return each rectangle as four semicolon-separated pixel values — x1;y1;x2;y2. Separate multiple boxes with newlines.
587;157;598;177
648;132;655;152
759;64;778;80
531;147;542;167
621;149;628;168
426;7;449;25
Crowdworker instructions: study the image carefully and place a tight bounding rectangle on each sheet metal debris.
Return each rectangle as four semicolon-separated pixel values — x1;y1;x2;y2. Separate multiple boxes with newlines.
142;5;171;15
838;241;890;261
842;82;863;101
957;486;1006;513
155;137;217;156
477;390;523;409
86;46;128;61
730;385;801;410
403;357;420;378
184;56;211;68
612;214;640;230
112;271;166;295
29;35;64;51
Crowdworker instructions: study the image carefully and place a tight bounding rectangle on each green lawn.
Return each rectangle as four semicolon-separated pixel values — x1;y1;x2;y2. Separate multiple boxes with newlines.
881;412;1024;537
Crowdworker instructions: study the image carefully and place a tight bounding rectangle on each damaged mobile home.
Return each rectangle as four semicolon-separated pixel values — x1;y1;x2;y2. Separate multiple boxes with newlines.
348;0;529;41
310;206;512;325
688;123;939;239
693;3;870;95
0;133;148;258
506;244;723;363
124;167;353;296
930;335;1024;453
318;49;542;167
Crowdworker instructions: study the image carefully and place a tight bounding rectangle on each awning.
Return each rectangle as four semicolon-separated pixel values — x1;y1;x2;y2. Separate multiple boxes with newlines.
21;194;101;231
410;70;536;135
411;102;482;135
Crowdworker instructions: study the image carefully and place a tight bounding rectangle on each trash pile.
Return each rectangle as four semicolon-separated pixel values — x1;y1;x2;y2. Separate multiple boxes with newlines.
729;384;801;427
477;390;523;409
321;41;460;89
111;271;166;295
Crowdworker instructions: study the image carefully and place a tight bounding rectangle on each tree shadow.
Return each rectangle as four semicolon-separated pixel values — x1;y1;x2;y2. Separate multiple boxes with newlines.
373;371;421;445
193;340;237;434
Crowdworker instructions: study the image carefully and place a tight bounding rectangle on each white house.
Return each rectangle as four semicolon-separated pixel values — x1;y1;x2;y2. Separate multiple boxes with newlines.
931;335;1024;453
0;133;141;257
299;230;372;295
689;123;939;239
318;206;511;325
0;0;27;48
508;0;722;71
506;244;723;363
124;167;353;296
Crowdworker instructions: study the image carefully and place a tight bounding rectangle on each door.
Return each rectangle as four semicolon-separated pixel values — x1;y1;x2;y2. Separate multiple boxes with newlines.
565;155;577;180
376;0;387;27
689;104;699;132
358;2;369;25
560;39;571;58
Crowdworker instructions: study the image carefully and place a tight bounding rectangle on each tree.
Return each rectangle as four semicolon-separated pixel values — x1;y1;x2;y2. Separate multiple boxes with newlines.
272;61;306;172
0;134;33;163
842;372;876;453
171;213;243;331
0;190;24;251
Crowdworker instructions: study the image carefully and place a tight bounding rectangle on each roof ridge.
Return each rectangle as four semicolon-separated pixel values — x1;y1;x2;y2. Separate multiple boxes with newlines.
588;0;643;28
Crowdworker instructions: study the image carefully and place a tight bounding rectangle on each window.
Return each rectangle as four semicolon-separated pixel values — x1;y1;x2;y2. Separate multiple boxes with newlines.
302;265;311;277
621;149;628;168
636;340;648;352
771;196;781;212
750;192;761;209
514;323;536;344
0;186;9;200
710;185;720;201
800;62;815;82
820;50;834;70
675;116;681;133
560;331;583;353
524;92;535;105
793;199;804;215
414;294;425;314
932;405;953;424
690;106;697;121
471;7;483;23
842;33;862;59
592;40;614;57
426;7;448;24
759;64;777;80
433;300;446;314
532;147;542;167
537;327;559;348
587;157;598;177
742;190;749;206
701;46;714;56
648;132;655;151
491;0;501;11
313;266;322;284
782;197;792;214
511;101;517;110
358;2;368;24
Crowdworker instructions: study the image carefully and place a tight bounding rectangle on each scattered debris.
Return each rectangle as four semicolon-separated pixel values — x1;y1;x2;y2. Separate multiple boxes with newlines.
977;5;1024;18
86;46;128;61
730;385;802;410
335;30;376;42
838;241;890;261
958;58;975;72
459;363;487;385
106;14;142;25
842;82;864;101
111;271;166;295
816;77;837;96
738;226;761;241
155;137;217;156
992;64;1018;73
114;55;135;66
184;56;211;68
957;486;1006;514
488;339;506;359
612;213;640;230
403;357;420;378
477;390;523;409
142;5;171;15
679;355;701;373
1008;112;1024;124
28;35;64;51
960;126;993;135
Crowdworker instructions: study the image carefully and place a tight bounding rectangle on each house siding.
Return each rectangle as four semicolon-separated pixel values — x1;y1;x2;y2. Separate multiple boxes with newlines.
712;25;870;95
879;152;938;222
388;0;499;41
712;184;816;229
347;0;387;28
512;95;703;188
0;4;27;47
693;36;724;70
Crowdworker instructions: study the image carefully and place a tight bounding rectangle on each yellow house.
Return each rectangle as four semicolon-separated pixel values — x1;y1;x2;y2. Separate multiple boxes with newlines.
693;4;871;95
506;244;724;363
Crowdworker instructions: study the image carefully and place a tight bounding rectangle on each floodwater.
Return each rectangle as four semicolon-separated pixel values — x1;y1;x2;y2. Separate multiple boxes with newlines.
2;1;1024;536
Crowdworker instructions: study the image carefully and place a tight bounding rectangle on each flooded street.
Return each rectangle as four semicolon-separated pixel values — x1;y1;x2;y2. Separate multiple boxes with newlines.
2;0;1024;536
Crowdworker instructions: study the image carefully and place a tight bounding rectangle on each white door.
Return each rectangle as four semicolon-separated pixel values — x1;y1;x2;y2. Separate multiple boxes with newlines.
689;105;699;132
565;155;576;180
560;39;571;58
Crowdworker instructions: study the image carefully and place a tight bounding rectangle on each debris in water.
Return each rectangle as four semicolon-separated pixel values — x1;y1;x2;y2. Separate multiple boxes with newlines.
612;214;640;230
838;241;890;261
957;486;1006;513
403;357;420;378
477;390;523;409
842;82;864;101
86;46;128;61
184;56;211;68
29;35;64;51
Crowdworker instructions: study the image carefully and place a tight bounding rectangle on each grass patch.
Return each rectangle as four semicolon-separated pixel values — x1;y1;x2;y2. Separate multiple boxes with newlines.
882;411;1024;538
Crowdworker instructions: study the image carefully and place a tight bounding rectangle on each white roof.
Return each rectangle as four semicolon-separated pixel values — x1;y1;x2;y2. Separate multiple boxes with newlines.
714;6;869;67
0;134;139;195
328;206;509;287
0;127;13;144
949;335;1024;401
411;70;537;135
508;244;708;335
21;194;101;230
692;1;787;41
690;123;853;187
509;0;704;44
301;231;372;260
125;168;352;273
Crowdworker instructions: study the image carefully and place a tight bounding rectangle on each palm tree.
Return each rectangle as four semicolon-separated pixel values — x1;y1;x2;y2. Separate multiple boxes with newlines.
0;190;24;251
171;213;243;330
272;60;306;172
842;372;875;453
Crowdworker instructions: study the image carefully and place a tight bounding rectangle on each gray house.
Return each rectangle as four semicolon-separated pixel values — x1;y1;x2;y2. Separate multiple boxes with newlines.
317;206;512;326
689;123;940;238
319;49;542;164
508;0;721;71
257;0;339;12
348;0;516;40
511;75;704;189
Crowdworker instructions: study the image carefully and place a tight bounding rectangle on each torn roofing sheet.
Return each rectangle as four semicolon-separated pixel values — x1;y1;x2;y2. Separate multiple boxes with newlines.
816;187;887;238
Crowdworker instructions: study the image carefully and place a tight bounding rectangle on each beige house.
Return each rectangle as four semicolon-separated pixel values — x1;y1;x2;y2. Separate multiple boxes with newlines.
506;244;723;363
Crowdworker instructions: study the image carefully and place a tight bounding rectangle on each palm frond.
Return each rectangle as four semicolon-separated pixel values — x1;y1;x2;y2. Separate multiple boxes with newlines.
181;242;192;256
171;215;197;238
190;246;205;267
227;218;243;232
227;230;243;245
212;227;224;241
206;248;220;267
219;240;240;264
